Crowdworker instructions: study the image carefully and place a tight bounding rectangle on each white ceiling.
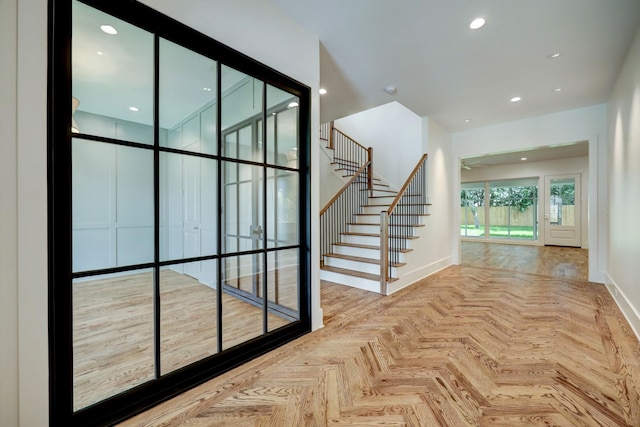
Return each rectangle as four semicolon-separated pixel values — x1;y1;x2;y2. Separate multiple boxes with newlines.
270;0;640;132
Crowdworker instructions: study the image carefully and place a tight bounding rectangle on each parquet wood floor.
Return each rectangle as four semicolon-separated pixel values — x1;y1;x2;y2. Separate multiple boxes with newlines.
120;246;640;426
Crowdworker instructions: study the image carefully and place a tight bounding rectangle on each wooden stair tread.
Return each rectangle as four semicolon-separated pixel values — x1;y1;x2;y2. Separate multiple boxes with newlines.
320;264;398;282
325;253;406;267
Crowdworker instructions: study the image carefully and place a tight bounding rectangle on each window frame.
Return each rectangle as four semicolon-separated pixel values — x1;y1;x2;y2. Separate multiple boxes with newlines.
48;1;312;425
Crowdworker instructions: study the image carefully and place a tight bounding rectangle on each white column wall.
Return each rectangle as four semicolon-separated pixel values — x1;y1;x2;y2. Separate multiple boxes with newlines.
11;1;321;425
607;24;640;339
16;0;49;425
423;118;454;275
452;104;608;283
0;0;19;426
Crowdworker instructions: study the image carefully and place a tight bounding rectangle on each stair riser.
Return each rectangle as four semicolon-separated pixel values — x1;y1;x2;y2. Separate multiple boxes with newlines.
348;224;380;234
361;206;390;215
324;257;380;275
333;245;406;262
340;234;413;248
324;257;398;277
354;214;383;224
319;270;381;293
368;196;396;204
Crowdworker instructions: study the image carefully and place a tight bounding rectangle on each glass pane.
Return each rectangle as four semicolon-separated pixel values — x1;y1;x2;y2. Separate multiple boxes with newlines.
72;139;154;272
267;168;298;247
159;38;217;154
549;178;575;226
160;153;217;262
222;254;263;350
459;187;484;237
223;162;263;252
73;269;154;410
266;249;299;332
160;262;218;375
267;85;299;168
221;65;263;162
72;1;153;144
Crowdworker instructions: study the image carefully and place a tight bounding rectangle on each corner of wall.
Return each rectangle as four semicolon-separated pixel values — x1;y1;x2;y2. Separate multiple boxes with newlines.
605;274;640;342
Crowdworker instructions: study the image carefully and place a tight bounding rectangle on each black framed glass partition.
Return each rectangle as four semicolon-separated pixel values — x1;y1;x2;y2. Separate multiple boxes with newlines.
49;1;311;425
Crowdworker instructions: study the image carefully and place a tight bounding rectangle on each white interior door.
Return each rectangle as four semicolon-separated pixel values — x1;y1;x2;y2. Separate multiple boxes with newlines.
544;174;581;247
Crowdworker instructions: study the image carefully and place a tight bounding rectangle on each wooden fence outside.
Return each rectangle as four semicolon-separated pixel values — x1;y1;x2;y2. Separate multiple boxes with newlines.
461;205;575;227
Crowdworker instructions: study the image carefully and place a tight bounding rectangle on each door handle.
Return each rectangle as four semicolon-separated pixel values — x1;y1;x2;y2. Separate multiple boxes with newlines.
193;226;199;230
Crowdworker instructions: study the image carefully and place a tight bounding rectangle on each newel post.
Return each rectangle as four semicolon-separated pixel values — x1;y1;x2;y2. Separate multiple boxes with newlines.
367;147;373;196
328;121;335;150
380;211;389;295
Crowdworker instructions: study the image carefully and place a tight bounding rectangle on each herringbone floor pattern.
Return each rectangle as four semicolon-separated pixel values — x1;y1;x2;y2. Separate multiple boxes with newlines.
121;250;640;426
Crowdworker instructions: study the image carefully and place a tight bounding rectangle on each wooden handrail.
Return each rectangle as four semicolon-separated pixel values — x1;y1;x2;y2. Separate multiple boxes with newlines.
320;160;371;216
387;154;428;214
334;128;369;153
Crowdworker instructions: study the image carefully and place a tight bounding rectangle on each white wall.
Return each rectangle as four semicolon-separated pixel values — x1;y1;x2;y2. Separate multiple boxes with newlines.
607;25;640;338
424;118;454;272
461;156;590;248
9;1;320;425
0;0;19;426
452;104;608;283
334;101;423;188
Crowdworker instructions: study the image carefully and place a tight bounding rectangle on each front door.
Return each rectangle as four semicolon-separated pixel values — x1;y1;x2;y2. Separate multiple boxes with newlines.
544;174;581;247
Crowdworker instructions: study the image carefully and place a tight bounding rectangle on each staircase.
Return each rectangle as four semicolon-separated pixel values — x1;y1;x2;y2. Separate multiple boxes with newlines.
319;122;429;294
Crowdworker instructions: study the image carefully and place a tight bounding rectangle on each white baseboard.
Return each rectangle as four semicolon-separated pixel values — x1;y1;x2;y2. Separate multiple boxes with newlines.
387;256;452;295
604;274;640;342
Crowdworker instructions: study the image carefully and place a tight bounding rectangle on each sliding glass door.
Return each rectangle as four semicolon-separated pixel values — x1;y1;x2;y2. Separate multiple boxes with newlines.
50;1;310;425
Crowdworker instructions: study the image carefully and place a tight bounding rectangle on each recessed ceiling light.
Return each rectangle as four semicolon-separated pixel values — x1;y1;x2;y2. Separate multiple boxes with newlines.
552;88;562;92
129;106;140;112
203;87;212;91
100;25;118;35
521;157;527;161
97;51;104;56
510;96;522;103
469;17;486;30
319;88;327;95
547;52;561;59
465;119;472;123
288;102;299;108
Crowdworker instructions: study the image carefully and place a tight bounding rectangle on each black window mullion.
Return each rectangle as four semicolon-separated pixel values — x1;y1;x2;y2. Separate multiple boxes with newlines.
262;84;268;334
153;33;161;380
215;60;223;354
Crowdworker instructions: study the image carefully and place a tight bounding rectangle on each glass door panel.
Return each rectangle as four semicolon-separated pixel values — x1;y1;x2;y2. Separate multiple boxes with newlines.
544;174;581;247
460;183;485;237
160;262;218;375
221;254;264;351
72;270;155;411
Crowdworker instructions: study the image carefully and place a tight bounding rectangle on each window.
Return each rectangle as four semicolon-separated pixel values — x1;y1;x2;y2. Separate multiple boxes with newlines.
49;1;310;425
461;178;539;241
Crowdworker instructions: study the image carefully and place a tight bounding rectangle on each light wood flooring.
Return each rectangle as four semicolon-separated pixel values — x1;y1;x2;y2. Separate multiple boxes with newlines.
73;269;295;411
461;241;589;280
119;243;640;426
